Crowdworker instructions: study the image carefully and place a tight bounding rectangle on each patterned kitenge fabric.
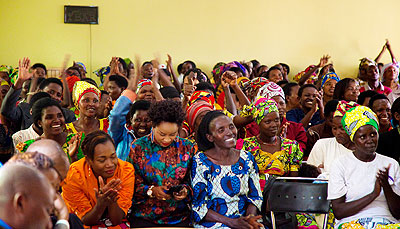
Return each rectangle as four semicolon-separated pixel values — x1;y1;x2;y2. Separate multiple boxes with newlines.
191;150;263;228
240;136;303;190
127;132;196;225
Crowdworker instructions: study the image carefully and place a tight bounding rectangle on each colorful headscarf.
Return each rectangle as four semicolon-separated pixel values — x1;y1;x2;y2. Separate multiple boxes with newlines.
243;77;269;96
241;97;279;125
380;62;400;82
66;76;81;93
136;79;152;94
72;81;101;108
256;81;285;100
359;58;376;69
75;62;87;72
342;105;379;141
0;80;10;87
211;62;225;77
222;61;247;76
186;100;214;129
188;90;215;108
0;65;18;84
124;58;132;67
321;72;340;88
93;66;110;83
334;100;359;117
293;65;318;84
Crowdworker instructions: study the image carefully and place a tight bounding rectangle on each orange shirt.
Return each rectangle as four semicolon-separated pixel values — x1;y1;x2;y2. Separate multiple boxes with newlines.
61;157;134;227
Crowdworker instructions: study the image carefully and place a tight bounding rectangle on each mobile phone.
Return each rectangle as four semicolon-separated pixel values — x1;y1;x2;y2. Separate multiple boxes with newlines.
165;185;184;195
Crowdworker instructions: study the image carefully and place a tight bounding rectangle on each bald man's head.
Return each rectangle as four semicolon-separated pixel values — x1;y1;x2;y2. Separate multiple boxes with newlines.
0;164;54;229
26;139;70;180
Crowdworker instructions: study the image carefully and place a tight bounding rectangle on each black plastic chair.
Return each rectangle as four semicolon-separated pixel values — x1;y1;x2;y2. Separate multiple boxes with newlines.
264;177;330;229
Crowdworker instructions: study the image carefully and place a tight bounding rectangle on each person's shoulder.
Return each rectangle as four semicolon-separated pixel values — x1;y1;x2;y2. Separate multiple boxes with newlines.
177;136;195;147
65;158;87;183
315;137;336;145
243;136;257;142
376;153;399;165
287;108;302;114
281;137;299;145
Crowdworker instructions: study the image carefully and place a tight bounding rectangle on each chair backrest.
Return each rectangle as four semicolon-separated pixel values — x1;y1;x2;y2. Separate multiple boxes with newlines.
266;179;330;213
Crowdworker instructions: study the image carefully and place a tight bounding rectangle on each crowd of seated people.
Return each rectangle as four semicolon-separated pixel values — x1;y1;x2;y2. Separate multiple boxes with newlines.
0;40;399;229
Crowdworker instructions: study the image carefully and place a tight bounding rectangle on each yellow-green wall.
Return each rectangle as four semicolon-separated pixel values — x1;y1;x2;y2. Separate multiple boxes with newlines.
1;0;400;80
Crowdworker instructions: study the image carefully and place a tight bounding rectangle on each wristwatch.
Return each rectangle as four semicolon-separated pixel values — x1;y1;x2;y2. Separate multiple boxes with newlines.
147;185;155;198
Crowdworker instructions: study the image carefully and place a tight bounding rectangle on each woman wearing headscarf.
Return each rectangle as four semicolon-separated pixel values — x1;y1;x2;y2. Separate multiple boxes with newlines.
237;98;303;189
66;81;109;135
321;72;340;107
328;105;400;228
234;82;307;150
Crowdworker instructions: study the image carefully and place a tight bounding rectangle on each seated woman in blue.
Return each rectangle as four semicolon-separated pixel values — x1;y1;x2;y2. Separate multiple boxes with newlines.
191;111;263;228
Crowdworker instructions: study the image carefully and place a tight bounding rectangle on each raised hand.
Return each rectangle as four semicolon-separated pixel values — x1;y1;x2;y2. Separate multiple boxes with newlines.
166;54;173;67
99;176;122;194
221;71;238;87
377;164;392;190
318;55;331;68
18;57;32;82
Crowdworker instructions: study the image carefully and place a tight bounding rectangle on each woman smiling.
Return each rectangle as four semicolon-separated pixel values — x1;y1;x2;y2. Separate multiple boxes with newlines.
62;130;135;228
127;99;195;227
329;106;400;228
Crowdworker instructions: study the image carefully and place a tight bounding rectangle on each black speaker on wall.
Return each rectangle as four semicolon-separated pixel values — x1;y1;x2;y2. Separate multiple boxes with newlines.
64;5;98;24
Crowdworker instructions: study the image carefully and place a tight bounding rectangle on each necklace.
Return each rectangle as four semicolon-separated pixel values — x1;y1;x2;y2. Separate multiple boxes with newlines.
257;135;279;146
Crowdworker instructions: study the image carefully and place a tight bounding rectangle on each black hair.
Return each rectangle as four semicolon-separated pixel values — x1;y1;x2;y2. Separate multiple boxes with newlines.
128;100;151;121
183;60;196;69
82;130;115;160
357;90;378;105
32;98;65;128
250;60;260;68
298;84;317;97
32;63;47;74
196;111;225;151
100;90;109;98
391;97;400;126
142;61;153;67
38;78;63;90
109;75;128;89
256;65;268;74
298;163;320;178
282;82;299;102
148;100;185;126
324;99;339;118
265;66;282;79
333;78;356;100
183;68;209;83
66;66;81;77
242;63;251;75
160;86;180;99
279;63;290;74
277;80;289;87
177;63;183;74
117;57;128;73
81;78;98;88
368;94;389;110
29;92;51;106
194;82;216;97
229;67;245;76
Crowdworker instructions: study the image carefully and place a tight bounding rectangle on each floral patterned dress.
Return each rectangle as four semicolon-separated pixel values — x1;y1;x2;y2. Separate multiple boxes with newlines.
191;150;263;228
238;136;303;190
127;132;196;225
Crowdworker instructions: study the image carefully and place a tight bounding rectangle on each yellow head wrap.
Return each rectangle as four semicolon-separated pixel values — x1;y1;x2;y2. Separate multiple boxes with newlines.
72;81;101;108
342;105;379;141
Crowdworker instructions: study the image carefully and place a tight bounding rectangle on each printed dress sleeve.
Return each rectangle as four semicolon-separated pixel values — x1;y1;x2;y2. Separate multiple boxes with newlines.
246;151;263;211
191;154;210;223
288;140;303;172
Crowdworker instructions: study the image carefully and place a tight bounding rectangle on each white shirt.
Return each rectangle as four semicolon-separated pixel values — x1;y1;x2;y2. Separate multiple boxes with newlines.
307;137;352;179
12;124;40;153
328;153;400;228
388;86;400;104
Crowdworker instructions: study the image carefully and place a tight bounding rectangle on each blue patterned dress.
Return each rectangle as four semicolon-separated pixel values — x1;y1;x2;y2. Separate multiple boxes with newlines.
191;150;263;228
